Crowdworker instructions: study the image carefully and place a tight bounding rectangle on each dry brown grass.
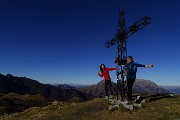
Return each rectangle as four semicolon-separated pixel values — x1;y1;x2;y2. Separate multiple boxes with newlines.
1;96;180;120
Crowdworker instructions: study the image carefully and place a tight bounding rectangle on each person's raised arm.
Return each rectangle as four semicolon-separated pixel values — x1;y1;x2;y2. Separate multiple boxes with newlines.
106;67;118;71
135;63;146;67
135;63;153;68
97;72;103;77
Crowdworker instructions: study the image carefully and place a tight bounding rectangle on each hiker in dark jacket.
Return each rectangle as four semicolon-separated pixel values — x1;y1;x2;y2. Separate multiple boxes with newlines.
122;56;153;101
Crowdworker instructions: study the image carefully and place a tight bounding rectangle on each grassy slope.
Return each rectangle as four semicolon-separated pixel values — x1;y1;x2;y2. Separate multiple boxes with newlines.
1;96;180;120
0;93;49;116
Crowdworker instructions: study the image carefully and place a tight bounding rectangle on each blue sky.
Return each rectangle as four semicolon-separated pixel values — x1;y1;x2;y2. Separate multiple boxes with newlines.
0;0;180;85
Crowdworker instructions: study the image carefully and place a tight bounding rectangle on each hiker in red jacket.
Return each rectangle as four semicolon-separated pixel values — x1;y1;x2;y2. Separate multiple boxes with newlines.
97;64;117;99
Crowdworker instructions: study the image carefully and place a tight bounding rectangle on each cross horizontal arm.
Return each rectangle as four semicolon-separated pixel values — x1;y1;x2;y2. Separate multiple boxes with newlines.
105;16;151;48
126;16;151;38
105;37;117;48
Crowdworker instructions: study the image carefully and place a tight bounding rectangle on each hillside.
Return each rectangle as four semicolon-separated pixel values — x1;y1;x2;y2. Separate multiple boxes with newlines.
0;93;49;116
0;74;92;116
1;95;180;120
0;74;91;102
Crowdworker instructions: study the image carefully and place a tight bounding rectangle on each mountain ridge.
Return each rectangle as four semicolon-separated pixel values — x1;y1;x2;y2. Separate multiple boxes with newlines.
0;74;91;101
77;79;169;98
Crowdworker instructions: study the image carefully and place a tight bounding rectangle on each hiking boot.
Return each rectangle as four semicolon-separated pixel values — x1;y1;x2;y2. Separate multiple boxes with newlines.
109;95;114;99
105;96;109;99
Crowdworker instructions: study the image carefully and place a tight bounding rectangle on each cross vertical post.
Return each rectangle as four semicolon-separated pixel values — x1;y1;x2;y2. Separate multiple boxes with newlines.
116;10;127;101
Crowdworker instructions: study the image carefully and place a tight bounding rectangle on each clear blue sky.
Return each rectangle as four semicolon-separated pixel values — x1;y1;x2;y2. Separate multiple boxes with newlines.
0;0;180;85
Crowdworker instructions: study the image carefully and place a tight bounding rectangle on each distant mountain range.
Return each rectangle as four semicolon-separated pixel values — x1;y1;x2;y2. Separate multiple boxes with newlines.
161;85;180;94
77;79;169;98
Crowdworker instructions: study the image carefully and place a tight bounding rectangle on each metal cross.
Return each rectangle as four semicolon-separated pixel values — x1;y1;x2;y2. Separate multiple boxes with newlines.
105;10;151;101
